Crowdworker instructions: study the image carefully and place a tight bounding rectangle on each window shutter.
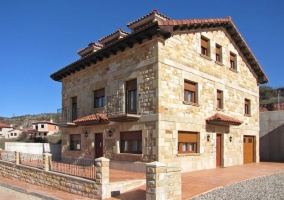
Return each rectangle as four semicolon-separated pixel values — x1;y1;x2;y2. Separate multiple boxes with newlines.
216;45;220;54
217;90;222;99
126;79;137;91
120;131;142;140
230;53;235;61
201;37;208;48
94;88;105;97
184;81;196;91
178;132;197;143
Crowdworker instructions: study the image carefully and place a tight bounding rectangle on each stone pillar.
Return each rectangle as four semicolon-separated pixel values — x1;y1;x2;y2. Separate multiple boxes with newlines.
146;161;166;200
15;151;20;165
43;153;52;171
95;157;110;199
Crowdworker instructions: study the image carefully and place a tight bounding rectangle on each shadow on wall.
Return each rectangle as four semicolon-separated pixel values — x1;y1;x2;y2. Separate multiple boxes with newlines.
260;123;284;162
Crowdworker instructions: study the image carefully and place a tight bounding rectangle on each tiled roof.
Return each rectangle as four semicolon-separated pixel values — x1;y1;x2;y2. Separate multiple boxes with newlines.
32;121;57;125
98;28;130;43
157;17;231;26
50;10;268;84
0;123;11;128
73;113;109;124
77;42;103;54
127;9;171;27
206;113;243;126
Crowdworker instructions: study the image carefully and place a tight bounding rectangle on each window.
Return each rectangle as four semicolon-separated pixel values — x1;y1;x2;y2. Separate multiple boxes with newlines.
44;132;47;136
94;88;105;108
120;131;142;154
126;79;137;114
201;37;209;56
178;131;198;153
41;124;44;128
10;133;13;136
244;99;251;115
216;44;222;62
230;52;236;70
70;134;81;151
217;90;223;109
184;80;197;103
72;96;77;121
36;125;38;130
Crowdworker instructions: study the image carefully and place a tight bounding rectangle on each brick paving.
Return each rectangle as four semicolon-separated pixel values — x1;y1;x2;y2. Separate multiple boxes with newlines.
0;162;283;199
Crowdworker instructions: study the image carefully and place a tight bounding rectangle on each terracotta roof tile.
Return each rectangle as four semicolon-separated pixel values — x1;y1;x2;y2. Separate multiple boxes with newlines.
0;123;11;128
73;113;109;124
77;42;103;54
158;17;231;26
127;9;171;27
98;28;130;43
206;113;243;125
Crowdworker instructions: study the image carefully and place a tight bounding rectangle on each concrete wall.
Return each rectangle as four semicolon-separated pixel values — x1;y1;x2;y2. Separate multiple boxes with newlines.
260;111;284;161
5;142;61;157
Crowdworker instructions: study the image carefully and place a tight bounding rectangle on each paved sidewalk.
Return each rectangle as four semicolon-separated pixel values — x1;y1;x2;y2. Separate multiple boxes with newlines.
0;162;283;199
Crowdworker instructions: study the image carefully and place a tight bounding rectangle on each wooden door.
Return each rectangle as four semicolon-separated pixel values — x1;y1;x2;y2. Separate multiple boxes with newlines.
243;136;254;163
216;134;222;167
95;133;103;158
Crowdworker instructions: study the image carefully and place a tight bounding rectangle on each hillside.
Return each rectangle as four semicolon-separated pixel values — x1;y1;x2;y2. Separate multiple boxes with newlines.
0;113;57;128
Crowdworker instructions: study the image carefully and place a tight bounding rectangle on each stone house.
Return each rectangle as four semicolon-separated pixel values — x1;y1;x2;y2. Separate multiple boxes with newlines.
0;123;13;139
32;120;59;137
50;10;268;172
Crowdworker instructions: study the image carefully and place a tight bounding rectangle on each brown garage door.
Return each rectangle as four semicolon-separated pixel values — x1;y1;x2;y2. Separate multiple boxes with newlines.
243;136;254;163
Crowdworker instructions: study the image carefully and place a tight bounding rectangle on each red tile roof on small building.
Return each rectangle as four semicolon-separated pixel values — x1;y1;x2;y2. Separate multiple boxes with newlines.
32;121;57;125
206;113;243;126
73;113;109;124
0;123;11;128
127;9;171;27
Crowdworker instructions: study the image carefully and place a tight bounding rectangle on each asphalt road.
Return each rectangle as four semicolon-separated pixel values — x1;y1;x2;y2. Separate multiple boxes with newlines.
0;185;41;200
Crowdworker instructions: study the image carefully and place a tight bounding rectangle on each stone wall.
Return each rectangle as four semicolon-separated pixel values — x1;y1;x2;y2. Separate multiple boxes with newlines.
0;155;110;199
146;161;181;200
156;29;260;170
61;38;161;163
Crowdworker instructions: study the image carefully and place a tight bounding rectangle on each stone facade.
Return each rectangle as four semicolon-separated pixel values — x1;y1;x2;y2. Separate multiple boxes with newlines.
52;11;267;172
0;153;110;199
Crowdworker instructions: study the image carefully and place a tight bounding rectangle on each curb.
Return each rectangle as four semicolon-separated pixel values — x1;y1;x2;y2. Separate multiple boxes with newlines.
0;181;60;200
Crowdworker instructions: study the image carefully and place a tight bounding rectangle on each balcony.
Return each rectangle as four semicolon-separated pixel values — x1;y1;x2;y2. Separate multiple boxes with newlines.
57;108;78;127
106;93;140;122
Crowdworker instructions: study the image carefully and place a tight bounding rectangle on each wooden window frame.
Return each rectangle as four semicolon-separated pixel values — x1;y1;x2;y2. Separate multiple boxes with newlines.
230;52;236;70
244;99;251;115
178;131;198;154
217;90;223;109
184;80;197;103
94;88;105;108
201;36;209;56
216;44;222;62
126;79;137;114
70;134;81;151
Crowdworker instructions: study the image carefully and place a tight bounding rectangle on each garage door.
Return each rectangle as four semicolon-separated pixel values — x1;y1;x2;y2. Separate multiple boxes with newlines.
243;136;254;163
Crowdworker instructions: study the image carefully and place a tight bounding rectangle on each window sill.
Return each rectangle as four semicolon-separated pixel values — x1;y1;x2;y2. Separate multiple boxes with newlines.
216;108;225;112
215;61;224;66
176;153;201;157
183;101;200;107
200;54;212;61
229;68;238;73
244;114;252;117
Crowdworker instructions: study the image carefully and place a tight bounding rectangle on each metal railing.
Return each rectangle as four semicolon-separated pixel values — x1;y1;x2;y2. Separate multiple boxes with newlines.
0;150;15;162
51;157;96;180
57;107;79;124
106;93;139;116
19;153;43;169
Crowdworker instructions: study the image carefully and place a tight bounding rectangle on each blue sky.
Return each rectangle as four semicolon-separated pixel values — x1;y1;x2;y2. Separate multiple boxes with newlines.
0;0;283;118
